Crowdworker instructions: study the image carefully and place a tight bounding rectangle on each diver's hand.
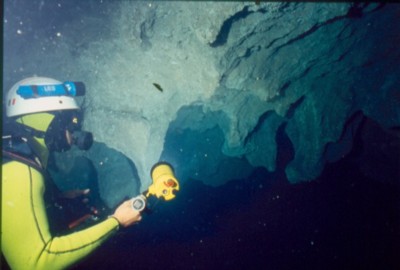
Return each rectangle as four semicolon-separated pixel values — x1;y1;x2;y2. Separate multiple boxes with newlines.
112;199;142;227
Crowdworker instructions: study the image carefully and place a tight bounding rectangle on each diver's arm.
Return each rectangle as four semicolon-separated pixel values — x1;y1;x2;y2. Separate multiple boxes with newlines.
1;161;139;270
37;217;119;269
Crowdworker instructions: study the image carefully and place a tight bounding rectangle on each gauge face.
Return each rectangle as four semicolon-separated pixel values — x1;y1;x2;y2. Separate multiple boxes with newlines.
132;196;146;212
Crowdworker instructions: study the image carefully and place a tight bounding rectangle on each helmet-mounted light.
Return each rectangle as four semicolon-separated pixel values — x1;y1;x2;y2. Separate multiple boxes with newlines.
16;81;85;99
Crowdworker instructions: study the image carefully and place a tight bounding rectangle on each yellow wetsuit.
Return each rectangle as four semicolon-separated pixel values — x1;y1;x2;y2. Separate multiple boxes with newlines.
1;159;120;269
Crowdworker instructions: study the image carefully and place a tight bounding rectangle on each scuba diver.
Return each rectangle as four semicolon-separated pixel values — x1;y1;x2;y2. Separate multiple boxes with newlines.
2;77;143;269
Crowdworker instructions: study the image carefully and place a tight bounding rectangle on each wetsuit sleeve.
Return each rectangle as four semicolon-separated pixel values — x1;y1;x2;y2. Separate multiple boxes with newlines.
1;161;120;270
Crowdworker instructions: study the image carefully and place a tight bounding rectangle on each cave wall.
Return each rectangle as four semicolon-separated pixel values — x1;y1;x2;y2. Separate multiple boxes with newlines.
3;1;400;192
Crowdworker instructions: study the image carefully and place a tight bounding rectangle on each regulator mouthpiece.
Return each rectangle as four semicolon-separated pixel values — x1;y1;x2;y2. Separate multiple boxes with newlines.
71;130;93;150
17;81;86;99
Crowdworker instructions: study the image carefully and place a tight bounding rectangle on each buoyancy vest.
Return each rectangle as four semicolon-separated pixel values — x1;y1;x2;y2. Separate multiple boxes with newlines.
2;134;73;234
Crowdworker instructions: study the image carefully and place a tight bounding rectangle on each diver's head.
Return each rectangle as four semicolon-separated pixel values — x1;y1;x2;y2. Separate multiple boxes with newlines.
6;76;93;153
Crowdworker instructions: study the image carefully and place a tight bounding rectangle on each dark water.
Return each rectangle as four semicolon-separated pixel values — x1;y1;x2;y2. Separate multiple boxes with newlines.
72;121;400;270
72;159;399;270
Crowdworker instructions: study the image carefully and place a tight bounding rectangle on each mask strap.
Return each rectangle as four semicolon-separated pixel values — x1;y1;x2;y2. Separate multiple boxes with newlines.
7;121;47;139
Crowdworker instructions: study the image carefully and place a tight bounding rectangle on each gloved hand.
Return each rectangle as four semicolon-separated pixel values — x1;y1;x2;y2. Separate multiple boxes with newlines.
111;199;142;227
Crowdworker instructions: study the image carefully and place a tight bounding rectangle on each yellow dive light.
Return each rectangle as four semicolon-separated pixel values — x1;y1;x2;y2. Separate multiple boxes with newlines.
132;162;180;212
67;162;179;229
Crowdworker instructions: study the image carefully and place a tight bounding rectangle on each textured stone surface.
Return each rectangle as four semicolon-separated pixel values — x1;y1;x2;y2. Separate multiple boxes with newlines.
3;2;400;194
49;142;140;208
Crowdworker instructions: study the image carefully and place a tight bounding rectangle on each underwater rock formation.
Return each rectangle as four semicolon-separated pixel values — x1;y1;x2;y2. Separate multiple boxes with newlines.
3;2;400;195
49;142;140;209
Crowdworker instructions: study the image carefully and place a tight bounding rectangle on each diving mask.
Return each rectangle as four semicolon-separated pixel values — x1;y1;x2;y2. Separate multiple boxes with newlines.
45;111;93;152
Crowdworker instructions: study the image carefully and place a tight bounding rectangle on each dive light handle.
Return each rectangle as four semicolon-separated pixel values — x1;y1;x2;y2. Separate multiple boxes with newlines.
132;194;147;212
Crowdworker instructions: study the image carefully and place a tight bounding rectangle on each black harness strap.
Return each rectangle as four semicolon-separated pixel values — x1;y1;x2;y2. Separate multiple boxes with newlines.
2;149;43;172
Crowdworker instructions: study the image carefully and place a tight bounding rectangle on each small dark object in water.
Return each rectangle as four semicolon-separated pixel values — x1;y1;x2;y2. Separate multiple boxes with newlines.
347;3;365;18
153;83;163;92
